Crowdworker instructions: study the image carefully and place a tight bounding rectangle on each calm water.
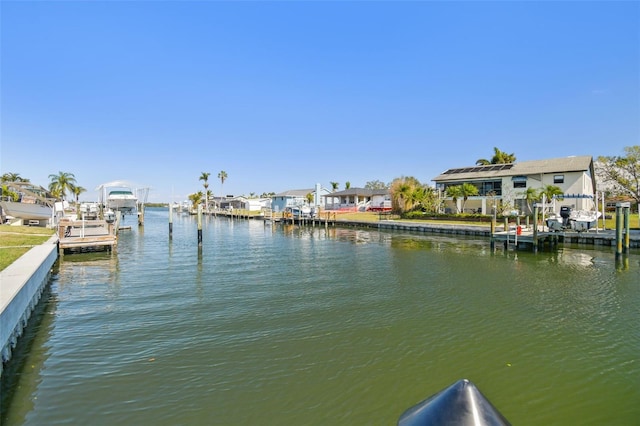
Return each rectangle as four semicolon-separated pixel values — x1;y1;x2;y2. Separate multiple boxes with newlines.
2;208;639;425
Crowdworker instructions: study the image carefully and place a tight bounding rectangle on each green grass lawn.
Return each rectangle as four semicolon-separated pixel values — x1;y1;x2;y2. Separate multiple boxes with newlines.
0;225;55;271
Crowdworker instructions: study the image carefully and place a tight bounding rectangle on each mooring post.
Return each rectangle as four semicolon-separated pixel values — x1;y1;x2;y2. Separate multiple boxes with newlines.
490;218;495;250
169;204;173;240
116;211;122;236
138;205;144;226
503;217;508;232
533;205;539;253
621;202;631;253
615;205;623;256
197;204;203;247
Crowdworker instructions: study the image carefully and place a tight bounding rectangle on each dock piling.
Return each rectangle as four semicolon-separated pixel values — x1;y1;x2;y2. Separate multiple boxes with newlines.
615;202;631;255
197;204;203;247
169;204;173;240
532;206;539;253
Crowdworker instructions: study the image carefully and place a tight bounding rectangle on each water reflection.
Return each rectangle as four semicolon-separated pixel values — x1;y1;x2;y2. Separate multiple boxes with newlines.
3;210;639;425
0;283;57;425
58;252;121;297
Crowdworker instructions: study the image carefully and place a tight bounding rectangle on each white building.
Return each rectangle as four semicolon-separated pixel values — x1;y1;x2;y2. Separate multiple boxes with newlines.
432;155;597;215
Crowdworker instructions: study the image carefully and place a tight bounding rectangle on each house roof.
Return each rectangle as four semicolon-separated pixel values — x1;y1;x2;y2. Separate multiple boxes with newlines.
327;188;389;197
273;189;315;197
432;155;594;183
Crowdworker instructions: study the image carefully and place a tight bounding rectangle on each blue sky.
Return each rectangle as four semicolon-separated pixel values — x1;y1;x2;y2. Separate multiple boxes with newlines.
1;1;638;202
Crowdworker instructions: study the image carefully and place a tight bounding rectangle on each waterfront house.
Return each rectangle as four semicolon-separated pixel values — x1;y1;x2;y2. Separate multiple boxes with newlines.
220;196;271;211
271;184;332;213
432;155;597;215
323;188;391;212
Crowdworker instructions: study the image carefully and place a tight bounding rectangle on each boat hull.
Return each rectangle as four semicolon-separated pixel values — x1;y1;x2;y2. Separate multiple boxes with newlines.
0;201;53;220
107;191;137;213
107;197;137;213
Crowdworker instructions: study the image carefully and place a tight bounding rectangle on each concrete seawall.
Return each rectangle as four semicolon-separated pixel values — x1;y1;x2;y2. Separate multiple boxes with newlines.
0;235;58;376
336;219;640;248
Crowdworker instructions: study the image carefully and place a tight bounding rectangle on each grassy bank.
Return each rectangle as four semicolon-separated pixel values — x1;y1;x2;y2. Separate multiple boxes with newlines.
0;225;55;272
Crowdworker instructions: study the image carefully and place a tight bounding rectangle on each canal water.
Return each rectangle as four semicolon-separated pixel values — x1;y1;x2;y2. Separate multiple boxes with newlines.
2;208;639;425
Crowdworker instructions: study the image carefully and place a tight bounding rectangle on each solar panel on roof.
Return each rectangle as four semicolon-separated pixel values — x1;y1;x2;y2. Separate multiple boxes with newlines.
441;163;513;175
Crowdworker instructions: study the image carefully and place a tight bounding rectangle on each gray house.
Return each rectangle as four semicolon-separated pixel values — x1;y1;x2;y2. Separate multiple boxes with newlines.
432;155;597;215
271;184;332;213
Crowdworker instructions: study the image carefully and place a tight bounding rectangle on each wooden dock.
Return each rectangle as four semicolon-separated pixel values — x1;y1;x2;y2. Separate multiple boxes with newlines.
57;218;117;253
491;226;556;251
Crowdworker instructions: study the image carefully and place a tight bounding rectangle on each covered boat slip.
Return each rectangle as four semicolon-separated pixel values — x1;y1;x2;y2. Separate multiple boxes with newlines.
96;180;150;215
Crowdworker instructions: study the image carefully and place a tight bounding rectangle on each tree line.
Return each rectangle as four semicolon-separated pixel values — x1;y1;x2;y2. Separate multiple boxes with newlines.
3;146;638;215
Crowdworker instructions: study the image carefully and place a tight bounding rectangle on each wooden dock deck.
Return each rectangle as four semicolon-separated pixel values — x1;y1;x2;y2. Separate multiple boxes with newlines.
491;225;638;250
57;218;117;253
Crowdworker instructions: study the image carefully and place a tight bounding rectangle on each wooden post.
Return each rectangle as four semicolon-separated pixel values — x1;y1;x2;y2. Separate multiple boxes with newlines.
615;205;623;256
490;218;495;250
503;217;508;232
169;204;173;240
197;204;203;247
138;205;144;226
533;205;539;253
623;203;631;253
116;211;121;235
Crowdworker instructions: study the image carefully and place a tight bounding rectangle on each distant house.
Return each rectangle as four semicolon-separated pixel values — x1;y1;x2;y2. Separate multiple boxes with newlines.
432;155;597;215
271;184;332;213
323;188;391;212
219;196;270;211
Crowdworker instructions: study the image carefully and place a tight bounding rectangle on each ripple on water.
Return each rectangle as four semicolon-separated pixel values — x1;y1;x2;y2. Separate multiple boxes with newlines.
3;210;639;426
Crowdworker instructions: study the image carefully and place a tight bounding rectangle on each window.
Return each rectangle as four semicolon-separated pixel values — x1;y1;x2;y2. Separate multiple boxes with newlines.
554;175;564;184
512;176;527;189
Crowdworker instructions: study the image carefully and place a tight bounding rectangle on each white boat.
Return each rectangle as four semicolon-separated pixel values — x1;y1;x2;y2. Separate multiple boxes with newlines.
546;206;601;232
0;182;55;221
79;202;100;219
97;181;138;215
107;189;137;213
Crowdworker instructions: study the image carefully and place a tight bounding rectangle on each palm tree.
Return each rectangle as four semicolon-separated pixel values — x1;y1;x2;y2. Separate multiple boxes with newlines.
218;170;228;196
459;182;479;212
394;182;413;212
188;191;204;211
345;181;351;189
446;185;463;213
1;184;19;201
476;147;516;165
330;182;339;192
199;172;210;209
390;176;423;213
206;190;213;208
48;171;77;201
72;186;87;205
541;185;564;202
409;186;429;211
490;147;516;164
1;172;29;183
521;187;540;214
306;192;314;205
